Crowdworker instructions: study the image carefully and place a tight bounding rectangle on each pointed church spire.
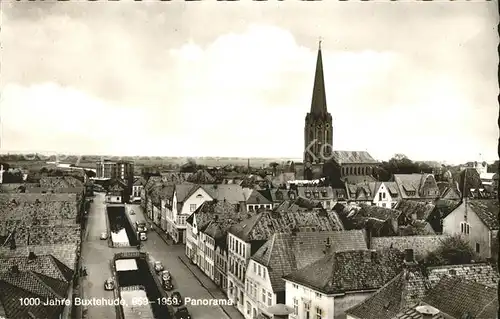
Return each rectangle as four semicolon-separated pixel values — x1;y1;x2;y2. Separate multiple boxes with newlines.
310;39;328;117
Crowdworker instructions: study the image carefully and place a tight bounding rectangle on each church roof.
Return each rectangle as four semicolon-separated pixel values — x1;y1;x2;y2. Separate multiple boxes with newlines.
309;41;329;118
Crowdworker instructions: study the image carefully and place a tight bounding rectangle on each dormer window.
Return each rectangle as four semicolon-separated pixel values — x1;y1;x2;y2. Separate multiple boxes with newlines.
313;192;319;199
321;191;327;197
305;191;311;198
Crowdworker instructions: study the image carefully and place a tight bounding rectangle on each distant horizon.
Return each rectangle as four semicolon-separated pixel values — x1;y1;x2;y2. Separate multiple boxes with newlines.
0;150;495;166
1;2;497;165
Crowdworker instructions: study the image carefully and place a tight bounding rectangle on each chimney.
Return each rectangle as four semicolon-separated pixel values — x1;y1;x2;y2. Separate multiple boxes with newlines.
10;265;20;274
404;249;415;264
28;251;37;261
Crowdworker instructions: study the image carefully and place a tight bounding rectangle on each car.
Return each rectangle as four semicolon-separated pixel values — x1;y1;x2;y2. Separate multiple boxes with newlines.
174;306;191;319
100;232;108;240
163;279;174;291
171;291;183;306
154;261;164;273
104;278;114;291
139;232;147;241
160;270;171;282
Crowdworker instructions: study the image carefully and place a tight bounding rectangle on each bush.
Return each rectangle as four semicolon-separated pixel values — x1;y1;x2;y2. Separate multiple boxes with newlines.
423;235;478;266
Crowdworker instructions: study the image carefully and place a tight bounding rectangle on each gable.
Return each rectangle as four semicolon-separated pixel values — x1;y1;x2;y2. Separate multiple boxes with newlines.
186;187;213;203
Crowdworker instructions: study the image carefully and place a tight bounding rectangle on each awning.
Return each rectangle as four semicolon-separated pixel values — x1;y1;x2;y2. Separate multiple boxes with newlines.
115;259;138;271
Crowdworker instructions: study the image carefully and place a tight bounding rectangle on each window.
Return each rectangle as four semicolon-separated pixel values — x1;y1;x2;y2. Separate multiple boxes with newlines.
379;193;383;201
315;307;323;319
263;268;266;279
258;265;261;276
293;283;298;289
190;204;197;212
304;302;311;319
261;288;266;302
315;292;322;299
326;201;330;208
476;243;480;253
267;292;272;306
460;222;470;235
239;291;244;305
253;262;256;273
383;192;386;199
246;301;251;315
293;298;298;315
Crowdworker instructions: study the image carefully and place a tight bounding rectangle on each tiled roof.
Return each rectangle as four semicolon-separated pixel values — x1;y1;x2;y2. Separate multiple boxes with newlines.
425;263;499;289
0;254;73;282
265;189;298;202
175;184;199;202
334;203;400;236
39;176;84;189
200;184;245;204
246;189;273;205
0;244;79;271
393;174;439;200
296;186;335;200
343;175;377;185
160;172;193;185
347;182;378;201
0;280;64;319
398;221;435;236
391;306;446;319
284;249;403;294
251;230;368;292
421;276;498;319
467;199;499;230
0;193;78;204
396;200;435;221
273;198;324;214
431;199;461;220
346;268;429;319
133;176;147;186
186;170;216;184
331;151;378;164
229;209;343;242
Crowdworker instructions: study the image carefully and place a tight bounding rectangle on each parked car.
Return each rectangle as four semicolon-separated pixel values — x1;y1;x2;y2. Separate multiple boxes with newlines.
139;232;147;241
175;306;191;319
171;291;183;306
104;278;114;291
160;270;171;282
154;261;164;273
100;232;108;240
163;279;174;291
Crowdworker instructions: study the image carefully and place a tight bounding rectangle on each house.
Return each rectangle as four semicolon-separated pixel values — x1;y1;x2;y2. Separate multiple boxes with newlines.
283;249;403;319
334;203;405;238
391;277;498;319
164;184;246;244
245;189;273;212
346;182;400;208
395;200;435;222
106;182;125;203
296;186;337;209
436;181;461;200
0;253;75;319
185;200;248;282
460;161;488;175
187;169;216;184
479;172;498;195
227;209;343;314
345;251;499;319
442;199;499;260
330;151;379;180
259;188;299;208
426;199;461;234
393;174;440;201
244;230;367;319
132;177;146;203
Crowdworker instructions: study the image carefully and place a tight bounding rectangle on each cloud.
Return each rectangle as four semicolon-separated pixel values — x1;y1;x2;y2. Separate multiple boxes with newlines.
1;3;497;163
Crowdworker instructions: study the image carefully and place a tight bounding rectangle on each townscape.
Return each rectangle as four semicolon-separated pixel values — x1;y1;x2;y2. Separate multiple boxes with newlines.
0;41;498;319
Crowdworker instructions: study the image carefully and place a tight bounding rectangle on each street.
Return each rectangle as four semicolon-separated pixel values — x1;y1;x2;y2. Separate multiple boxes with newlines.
126;203;232;319
81;193;231;319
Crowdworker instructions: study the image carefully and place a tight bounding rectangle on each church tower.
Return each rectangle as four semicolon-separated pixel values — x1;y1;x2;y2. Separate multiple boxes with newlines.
304;40;333;165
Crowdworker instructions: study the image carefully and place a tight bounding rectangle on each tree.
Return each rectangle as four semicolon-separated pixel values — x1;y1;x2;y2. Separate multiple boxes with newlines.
3;171;23;183
423;235;478;266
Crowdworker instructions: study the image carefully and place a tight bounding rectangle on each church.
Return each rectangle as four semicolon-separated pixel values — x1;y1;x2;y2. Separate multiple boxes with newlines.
300;41;378;183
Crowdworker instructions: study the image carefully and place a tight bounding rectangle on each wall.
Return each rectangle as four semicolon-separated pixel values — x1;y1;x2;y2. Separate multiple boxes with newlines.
244;260;275;319
370;235;448;260
179;187;213;217
227;232;250;313
443;202;492;258
285;280;334;319
333;292;373;317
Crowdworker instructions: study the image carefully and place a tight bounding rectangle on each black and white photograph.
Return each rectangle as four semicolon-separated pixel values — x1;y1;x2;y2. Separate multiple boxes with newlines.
0;2;498;319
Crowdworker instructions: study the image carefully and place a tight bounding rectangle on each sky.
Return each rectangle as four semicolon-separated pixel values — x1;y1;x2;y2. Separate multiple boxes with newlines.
1;2;498;164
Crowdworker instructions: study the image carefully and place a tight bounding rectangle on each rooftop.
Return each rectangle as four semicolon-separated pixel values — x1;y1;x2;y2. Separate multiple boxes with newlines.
284;249;403;294
251;230;368;292
467;199;499;230
331;151;378;164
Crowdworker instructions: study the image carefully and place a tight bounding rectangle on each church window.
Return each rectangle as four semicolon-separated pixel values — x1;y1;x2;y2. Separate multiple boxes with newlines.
349;167;353;175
